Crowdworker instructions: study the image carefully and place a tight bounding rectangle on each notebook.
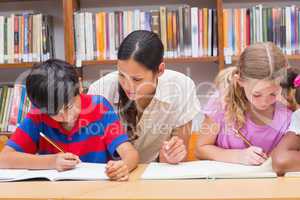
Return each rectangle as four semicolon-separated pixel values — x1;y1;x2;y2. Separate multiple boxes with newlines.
141;158;276;180
284;172;300;177
0;162;108;182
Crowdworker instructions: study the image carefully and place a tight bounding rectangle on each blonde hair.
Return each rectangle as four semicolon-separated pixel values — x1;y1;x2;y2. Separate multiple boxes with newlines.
214;66;238;93
224;42;288;129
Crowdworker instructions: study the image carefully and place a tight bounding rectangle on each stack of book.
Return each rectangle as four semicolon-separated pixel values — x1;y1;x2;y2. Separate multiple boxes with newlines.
74;6;218;62
0;13;54;64
223;5;300;57
0;84;31;133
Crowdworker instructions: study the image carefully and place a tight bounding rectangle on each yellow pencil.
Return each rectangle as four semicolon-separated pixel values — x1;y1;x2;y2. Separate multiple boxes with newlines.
233;129;268;159
40;132;65;153
233;129;252;147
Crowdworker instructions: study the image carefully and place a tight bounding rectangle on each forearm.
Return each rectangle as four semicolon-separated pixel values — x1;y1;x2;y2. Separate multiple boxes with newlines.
121;149;139;172
0;151;55;170
272;150;300;175
196;145;242;164
271;133;300;175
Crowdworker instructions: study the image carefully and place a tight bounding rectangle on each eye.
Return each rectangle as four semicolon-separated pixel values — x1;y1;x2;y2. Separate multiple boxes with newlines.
253;94;261;98
270;93;277;97
132;78;143;82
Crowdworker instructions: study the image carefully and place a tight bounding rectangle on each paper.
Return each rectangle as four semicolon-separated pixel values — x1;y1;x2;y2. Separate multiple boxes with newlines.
142;158;276;180
0;162;108;182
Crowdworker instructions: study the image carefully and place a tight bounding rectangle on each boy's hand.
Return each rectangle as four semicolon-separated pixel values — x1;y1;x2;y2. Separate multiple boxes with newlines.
160;136;187;164
105;160;129;181
237;146;268;165
53;152;81;172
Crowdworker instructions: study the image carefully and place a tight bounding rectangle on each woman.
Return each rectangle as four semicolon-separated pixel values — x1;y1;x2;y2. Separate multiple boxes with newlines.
88;30;200;163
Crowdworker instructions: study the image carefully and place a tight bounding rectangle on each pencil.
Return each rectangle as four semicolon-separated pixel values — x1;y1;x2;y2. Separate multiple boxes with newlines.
233;129;268;159
40;132;65;153
233;129;252;147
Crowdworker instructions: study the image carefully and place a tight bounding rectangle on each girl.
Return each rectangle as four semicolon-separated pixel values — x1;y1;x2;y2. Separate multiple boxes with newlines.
196;42;292;165
272;67;300;175
88;30;200;163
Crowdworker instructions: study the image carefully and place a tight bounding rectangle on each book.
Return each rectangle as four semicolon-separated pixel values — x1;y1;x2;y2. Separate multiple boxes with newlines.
160;7;167;55
141;158;276;180
7;84;31;132
0;16;4;63
285;171;300;177
0;162;108;182
191;7;199;57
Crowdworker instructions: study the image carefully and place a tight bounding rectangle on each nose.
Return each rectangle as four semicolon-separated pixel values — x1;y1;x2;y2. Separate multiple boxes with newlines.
122;79;135;92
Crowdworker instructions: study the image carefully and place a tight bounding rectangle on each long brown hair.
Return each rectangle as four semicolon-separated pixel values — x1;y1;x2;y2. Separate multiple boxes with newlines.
281;67;300;111
224;42;288;129
117;30;164;140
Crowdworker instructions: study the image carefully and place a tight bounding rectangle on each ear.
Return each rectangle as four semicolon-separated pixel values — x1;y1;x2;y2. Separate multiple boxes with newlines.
234;74;244;88
157;62;165;77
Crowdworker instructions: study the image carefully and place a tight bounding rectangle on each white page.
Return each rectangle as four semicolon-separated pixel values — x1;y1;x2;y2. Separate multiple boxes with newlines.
0;163;108;182
285;172;300;177
142;158;276;180
0;169;28;180
53;162;109;181
205;158;276;178
142;161;211;180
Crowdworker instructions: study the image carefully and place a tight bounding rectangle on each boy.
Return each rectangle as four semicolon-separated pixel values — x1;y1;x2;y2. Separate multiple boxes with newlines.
0;59;139;181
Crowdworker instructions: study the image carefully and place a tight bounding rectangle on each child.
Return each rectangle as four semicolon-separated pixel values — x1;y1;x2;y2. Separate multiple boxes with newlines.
272;67;300;175
196;42;292;166
208;66;238;110
0;59;139;181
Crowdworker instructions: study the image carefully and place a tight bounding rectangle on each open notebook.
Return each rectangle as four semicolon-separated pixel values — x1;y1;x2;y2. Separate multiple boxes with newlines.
142;158;276;180
0;163;108;182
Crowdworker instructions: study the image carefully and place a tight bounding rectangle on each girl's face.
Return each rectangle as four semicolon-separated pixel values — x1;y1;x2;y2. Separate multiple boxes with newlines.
50;95;81;125
239;78;282;111
117;59;164;101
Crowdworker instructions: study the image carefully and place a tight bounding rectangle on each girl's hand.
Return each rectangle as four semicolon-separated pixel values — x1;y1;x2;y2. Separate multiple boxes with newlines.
237;146;268;165
160;136;187;164
53;152;81;171
105;160;129;181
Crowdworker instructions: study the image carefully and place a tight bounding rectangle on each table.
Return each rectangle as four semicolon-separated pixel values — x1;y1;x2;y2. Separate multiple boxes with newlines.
0;165;300;200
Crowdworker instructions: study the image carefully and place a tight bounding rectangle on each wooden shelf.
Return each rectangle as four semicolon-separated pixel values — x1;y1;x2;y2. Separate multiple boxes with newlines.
232;55;300;63
82;56;219;66
0;131;12;136
0;62;36;69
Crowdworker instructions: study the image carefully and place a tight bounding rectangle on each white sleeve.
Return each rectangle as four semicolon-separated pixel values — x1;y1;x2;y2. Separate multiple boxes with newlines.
87;72;118;99
287;110;300;135
87;81;98;95
175;78;201;128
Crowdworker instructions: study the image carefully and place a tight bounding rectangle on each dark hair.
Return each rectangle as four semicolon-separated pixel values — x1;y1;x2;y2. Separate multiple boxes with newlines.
281;67;300;110
26;59;80;115
117;30;164;140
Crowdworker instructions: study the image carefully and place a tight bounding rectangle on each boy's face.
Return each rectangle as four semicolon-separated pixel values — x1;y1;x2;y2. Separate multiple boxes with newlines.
50;95;81;125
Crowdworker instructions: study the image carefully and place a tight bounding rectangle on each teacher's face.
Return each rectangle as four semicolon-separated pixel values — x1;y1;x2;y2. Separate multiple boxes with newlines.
117;59;161;101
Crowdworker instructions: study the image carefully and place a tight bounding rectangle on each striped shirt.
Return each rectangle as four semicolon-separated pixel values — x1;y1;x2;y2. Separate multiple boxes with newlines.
6;94;129;163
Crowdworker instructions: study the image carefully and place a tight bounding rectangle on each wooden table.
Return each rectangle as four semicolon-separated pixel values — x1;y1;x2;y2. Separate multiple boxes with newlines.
0;165;300;200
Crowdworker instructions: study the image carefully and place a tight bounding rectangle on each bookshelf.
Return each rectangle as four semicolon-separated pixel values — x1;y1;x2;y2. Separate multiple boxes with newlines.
1;0;300;138
0;62;37;69
65;0;225;69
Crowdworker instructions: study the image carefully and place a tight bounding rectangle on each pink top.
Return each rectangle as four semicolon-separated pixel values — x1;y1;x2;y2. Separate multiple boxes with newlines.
203;92;292;153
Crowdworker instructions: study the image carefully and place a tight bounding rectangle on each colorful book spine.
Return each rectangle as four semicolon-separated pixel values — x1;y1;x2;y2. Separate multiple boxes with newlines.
223;5;300;57
74;6;218;61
